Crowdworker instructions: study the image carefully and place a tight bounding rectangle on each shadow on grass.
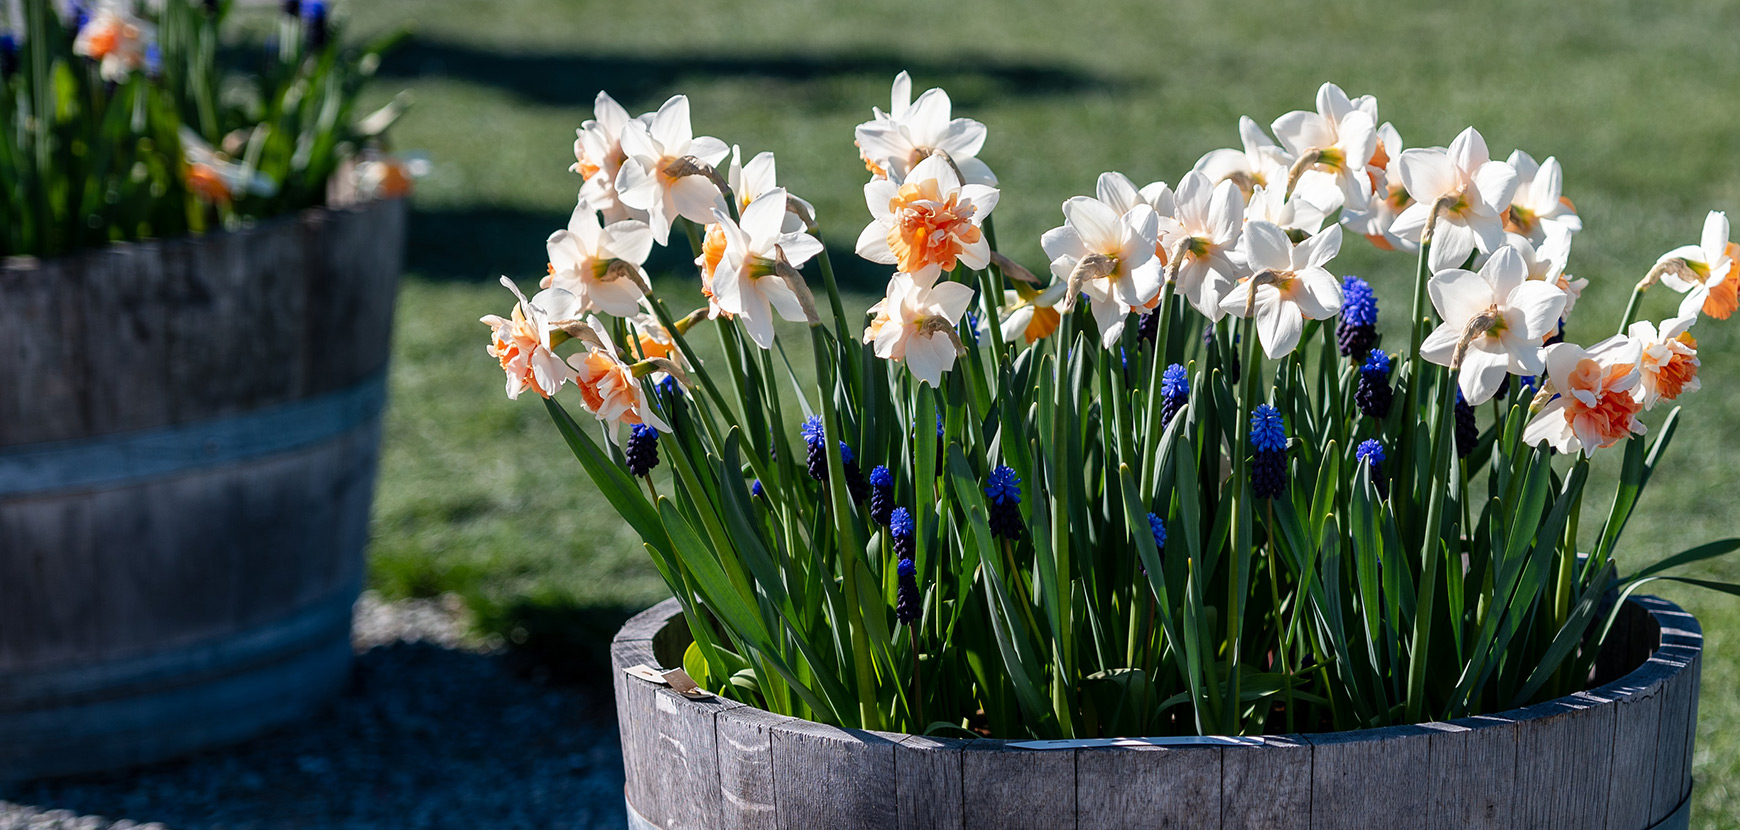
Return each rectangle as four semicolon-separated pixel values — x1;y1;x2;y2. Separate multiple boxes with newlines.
467;595;654;688
407;204;894;293
376;39;1118;108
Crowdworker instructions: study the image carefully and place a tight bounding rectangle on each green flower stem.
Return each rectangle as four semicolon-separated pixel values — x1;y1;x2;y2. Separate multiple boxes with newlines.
1227;311;1262;734
1405;364;1456;723
1395;222;1438;534
1048;307;1078;738
811;326;881;731
1616;285;1646;336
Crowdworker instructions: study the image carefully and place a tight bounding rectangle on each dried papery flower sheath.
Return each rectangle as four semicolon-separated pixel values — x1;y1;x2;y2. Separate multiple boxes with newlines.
489;78;1740;742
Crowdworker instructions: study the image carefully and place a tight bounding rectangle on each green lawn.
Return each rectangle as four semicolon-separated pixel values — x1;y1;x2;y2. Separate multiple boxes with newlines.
345;0;1740;821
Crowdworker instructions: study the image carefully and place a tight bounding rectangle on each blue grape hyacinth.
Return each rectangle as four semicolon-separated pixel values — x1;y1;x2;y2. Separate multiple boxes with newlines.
1356;350;1393;420
984;465;1023;540
1337;276;1379;358
1250;404;1288;499
1160;364;1189;428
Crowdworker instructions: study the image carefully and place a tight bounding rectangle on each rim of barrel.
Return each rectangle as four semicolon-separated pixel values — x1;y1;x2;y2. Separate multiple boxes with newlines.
0;196;406;272
612;593;1700;748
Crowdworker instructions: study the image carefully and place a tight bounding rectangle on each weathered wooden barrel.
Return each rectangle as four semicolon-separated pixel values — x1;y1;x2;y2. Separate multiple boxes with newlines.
0;198;406;780
612;594;1703;830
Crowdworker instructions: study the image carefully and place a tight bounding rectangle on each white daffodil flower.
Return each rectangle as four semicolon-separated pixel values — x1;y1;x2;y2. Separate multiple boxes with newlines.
863;271;977;386
568;316;670;432
1341;122;1418;254
1000;281;1068;345
1041;198;1163;349
179;128;276;205
854;72;996;186
1389;127;1519;272
856;153;998;280
72;5;154;82
726;146;811;234
711;188;825;349
543;203;654;317
1245;184;1333;236
1506;228;1585;322
1218;221;1345;359
1628;316;1701;410
1155;171;1247;322
572;92;647;223
1657;211;1739;321
614;95;731;245
1095;171;1175;220
1523;337;1645;455
1420;246;1567;405
1195;116;1293;197
480;277;583;401
1270;82;1380;209
1503;150;1581;245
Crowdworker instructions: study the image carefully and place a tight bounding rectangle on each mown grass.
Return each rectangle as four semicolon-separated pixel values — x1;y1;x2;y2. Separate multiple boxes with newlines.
345;0;1740;821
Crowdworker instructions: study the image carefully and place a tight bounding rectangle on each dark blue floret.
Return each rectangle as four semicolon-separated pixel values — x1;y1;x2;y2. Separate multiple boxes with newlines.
842;444;870;504
0;34;18;79
625;424;660;477
984;465;1023;540
1147;512;1166;552
869;465;895;527
1161;364;1189;428
1137;308;1160;344
657;375;682;400
1249;404;1288;500
1337;276;1380;359
895;557;922;624
1356;439;1388;498
1250;405;1288;452
751;479;764;498
1454;390;1478;459
964;311;982;346
1356;350;1394;420
302;0;328;49
802;415;828;481
890;507;916;560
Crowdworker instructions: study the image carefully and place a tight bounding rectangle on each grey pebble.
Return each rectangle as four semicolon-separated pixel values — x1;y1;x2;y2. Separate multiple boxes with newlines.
0;593;629;830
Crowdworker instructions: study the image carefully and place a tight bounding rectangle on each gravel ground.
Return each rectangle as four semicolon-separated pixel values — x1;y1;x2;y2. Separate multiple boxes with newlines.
0;593;629;830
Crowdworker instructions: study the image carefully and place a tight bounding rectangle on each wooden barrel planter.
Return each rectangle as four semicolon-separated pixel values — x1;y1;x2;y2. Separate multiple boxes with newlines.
612;593;1703;830
0;197;407;781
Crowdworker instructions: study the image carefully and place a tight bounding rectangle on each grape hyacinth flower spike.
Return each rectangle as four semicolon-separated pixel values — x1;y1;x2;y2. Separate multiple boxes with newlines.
1160;364;1190;428
1356;350;1393;419
1454;389;1478;459
1250;404;1289;499
1337;275;1379;358
1355;439;1388;498
984;465;1023;540
889;504;921;630
625;424;660;477
869;465;895;527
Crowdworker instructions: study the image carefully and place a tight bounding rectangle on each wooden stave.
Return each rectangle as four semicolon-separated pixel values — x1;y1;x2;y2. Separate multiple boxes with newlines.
612;595;1703;830
0;199;405;780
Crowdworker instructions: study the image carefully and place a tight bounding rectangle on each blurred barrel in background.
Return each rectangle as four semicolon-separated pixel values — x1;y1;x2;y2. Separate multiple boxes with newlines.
0;197;406;780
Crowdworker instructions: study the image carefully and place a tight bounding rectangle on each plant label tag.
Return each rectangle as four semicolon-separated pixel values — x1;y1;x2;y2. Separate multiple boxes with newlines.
622;663;715;699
